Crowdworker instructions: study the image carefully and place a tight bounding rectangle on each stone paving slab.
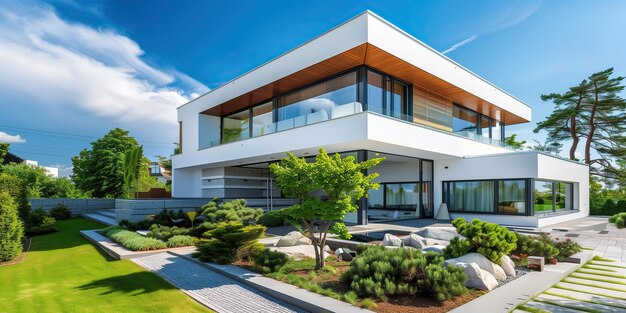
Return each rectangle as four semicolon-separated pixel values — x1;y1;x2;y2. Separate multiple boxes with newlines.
537;293;623;312
133;252;305;313
544;287;626;309
524;300;583;313
563;276;626;291
555;282;626;299
573;271;626;284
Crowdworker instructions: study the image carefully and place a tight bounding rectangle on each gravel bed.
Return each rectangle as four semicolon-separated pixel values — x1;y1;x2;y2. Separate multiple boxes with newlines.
493;266;531;289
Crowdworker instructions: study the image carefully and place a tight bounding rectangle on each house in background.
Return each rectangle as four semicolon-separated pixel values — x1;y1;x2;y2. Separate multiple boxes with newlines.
172;11;589;228
24;160;59;178
150;161;170;185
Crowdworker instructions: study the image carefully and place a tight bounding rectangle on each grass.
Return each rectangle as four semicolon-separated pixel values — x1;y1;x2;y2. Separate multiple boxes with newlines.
562;278;626;292
0;218;212;313
569;273;626;285
554;284;626;300
534;299;602;313
589;261;626;269
517;304;550;313
543;290;626;310
582;264;618;272
577;268;626;279
592;255;616;262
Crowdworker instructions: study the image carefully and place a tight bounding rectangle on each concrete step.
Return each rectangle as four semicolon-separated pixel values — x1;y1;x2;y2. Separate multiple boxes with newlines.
82;213;117;226
96;210;116;219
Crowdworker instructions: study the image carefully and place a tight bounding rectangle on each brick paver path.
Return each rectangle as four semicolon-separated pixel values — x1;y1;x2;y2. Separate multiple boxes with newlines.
133;252;306;313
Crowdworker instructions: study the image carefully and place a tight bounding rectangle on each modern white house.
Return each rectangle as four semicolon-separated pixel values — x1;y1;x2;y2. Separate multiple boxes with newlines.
172;11;589;228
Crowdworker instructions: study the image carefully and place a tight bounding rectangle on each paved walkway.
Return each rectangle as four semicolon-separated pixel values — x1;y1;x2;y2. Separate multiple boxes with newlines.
516;259;626;312
132;252;306;313
542;216;626;262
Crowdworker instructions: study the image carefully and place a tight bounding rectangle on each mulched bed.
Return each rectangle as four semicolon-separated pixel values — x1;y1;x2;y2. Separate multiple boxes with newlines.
0;237;32;267
234;255;484;312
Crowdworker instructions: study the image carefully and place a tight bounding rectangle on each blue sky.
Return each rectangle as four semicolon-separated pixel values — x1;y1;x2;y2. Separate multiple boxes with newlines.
1;0;625;176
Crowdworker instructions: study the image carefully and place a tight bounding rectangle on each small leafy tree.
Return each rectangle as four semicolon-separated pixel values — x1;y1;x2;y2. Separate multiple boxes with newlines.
269;148;384;269
0;192;24;262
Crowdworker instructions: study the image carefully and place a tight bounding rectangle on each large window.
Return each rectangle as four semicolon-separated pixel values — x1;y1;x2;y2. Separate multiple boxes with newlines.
534;180;573;214
276;71;358;130
452;105;478;136
498;180;526;214
366;69;409;121
444;179;529;215
448;181;494;213
385;183;419;210
222;109;250;143
252;102;274;137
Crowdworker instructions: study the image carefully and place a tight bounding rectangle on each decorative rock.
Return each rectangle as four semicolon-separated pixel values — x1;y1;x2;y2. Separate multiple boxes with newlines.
269;245;329;260
414;227;462;242
447;253;507;281
338;252;353;262
446;262;499;291
422;244;446;253
295;236;312;246
403;233;430;249
383;233;403;247
275;231;304;247
500;255;516;277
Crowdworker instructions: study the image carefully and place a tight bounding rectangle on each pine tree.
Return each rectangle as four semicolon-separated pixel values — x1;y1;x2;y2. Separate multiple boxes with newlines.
0;192;24;262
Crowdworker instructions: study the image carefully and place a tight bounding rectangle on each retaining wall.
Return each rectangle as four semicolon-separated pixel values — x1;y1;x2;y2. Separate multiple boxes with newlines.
29;198;116;216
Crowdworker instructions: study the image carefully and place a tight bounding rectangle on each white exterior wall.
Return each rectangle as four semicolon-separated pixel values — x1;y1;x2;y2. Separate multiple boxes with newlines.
433;152;589;227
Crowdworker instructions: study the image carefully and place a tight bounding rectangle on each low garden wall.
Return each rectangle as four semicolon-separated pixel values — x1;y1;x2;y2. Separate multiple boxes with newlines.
29;198;116;216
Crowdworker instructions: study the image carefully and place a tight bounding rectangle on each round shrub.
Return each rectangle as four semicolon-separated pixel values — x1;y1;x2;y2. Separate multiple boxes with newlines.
617;200;626;213
257;210;285;227
602;199;617;216
253;249;289;273
616;216;626;229
199;199;263;225
147;224;190;241
166;235;196;248
340;245;467;302
0;192;24;262
49;204;72;220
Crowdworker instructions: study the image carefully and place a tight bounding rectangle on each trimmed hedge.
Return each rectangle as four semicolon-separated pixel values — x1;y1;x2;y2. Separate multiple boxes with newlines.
340;245;468;301
25;225;60;236
0;192;23;262
104;228;166;251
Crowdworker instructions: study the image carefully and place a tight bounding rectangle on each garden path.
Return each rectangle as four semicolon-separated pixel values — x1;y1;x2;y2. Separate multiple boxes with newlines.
133;252;307;313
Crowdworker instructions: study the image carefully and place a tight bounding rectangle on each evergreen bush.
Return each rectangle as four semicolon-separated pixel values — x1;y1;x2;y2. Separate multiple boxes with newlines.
444;218;517;263
617;200;626;213
0;192;24;262
257;210;285;227
199;199;263;225
609;212;626;229
147;224;190;241
340;245;467;301
513;233;559;261
602;199;617;216
49;203;72;220
253;249;289;273
193;221;265;264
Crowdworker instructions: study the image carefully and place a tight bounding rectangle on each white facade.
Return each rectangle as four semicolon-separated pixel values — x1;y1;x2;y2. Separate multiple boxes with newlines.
172;11;589;227
25;159;59;178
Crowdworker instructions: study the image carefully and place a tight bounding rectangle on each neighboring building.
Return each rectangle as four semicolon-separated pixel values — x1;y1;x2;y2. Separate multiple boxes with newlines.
172;11;589;227
149;161;170;185
25;160;59;178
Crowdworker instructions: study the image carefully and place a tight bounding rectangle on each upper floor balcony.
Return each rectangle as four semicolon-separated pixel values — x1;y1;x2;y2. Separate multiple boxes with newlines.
197;66;510;150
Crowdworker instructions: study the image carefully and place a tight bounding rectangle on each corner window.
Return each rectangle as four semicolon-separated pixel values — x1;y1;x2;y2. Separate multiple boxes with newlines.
534;180;573;214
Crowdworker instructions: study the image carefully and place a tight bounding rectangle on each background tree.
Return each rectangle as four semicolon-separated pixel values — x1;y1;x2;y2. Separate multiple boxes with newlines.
0;191;23;262
270;148;384;269
527;139;563;155
504;134;526;149
137;156;165;193
535;80;589;160
71;128;139;198
0;143;9;163
123;145;143;198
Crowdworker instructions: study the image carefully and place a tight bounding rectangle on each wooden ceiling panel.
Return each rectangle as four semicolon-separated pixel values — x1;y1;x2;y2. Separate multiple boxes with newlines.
201;43;526;125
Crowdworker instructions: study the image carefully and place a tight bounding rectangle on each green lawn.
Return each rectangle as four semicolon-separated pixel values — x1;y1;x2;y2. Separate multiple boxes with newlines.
0;218;212;313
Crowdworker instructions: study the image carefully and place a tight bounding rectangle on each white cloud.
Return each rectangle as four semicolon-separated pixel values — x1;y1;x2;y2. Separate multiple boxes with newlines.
0;1;209;127
442;35;477;54
442;2;542;54
0;132;26;143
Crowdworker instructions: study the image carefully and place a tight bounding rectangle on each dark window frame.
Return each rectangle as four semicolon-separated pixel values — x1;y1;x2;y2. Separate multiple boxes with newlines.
531;179;575;215
442;178;532;216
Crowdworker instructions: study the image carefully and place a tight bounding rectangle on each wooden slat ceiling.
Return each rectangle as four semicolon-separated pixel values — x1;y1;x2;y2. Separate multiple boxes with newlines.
202;43;527;125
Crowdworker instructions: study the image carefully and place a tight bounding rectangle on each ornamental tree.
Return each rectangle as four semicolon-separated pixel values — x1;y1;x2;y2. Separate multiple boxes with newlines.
269;148;384;269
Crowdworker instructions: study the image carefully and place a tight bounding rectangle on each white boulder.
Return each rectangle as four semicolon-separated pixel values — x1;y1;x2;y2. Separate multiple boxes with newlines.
422;244;446;253
383;233;403;247
403;233;430;249
414;227;462;242
295;236;312;246
276;231;305;247
445;261;498;291
447;253;507;281
500;255;516;277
